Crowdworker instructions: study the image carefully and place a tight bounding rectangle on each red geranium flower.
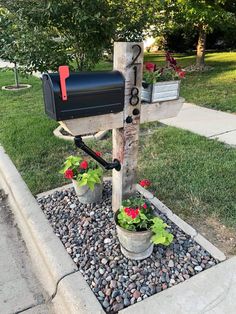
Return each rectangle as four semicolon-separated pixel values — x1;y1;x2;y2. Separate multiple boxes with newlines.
124;207;140;219
124;207;131;215
143;203;147;209
95;151;102;157
139;179;151;188
145;62;155;72
64;168;74;179
178;71;186;79
80;160;88;170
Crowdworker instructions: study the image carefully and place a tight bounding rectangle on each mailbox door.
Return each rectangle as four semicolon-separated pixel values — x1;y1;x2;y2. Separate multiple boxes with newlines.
42;74;57;120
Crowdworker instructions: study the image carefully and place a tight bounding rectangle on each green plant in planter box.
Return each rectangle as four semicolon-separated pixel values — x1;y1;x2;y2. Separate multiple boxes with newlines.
143;51;186;85
117;197;173;246
60;154;103;190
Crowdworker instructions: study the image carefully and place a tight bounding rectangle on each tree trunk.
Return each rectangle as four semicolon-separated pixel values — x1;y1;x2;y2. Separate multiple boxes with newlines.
14;63;19;88
196;26;207;70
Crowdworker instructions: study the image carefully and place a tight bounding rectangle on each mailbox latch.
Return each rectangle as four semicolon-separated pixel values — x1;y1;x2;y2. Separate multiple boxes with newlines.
74;136;121;171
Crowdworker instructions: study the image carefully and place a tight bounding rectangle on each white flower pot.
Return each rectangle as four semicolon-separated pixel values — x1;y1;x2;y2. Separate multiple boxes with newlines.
72;179;103;204
142;80;180;103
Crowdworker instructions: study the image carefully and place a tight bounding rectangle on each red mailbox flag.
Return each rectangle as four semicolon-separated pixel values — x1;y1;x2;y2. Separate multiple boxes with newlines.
59;65;70;101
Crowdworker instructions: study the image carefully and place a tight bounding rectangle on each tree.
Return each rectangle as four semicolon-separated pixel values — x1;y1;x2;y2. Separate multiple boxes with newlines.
111;0;159;41
0;6;69;83
164;0;236;69
1;0;117;71
0;8;21;87
1;0;160;72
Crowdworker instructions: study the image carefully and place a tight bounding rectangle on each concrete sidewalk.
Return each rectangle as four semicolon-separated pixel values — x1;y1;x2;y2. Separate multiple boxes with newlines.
0;59;41;78
0;60;14;68
160;103;236;146
0;188;53;314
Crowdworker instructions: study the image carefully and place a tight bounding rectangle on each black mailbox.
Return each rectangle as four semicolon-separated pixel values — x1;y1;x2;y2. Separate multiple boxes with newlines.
42;67;125;121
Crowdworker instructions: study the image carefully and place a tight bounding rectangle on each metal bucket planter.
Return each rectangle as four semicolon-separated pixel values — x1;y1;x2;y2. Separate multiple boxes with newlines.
72;179;103;204
142;80;180;103
115;212;153;260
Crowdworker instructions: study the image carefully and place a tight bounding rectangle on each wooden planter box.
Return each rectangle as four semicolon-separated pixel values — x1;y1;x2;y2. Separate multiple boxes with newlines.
142;80;180;103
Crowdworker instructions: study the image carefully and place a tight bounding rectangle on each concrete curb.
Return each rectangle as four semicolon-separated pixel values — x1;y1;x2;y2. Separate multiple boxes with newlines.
53;272;105;314
136;184;226;262
0;146;105;313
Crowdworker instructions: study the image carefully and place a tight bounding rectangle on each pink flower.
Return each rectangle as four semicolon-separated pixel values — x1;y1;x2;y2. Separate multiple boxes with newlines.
178;70;186;79
145;62;155;72
143;203;147;209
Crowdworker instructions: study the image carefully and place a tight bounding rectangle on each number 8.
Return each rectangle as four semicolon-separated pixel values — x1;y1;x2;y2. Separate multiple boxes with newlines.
129;87;139;106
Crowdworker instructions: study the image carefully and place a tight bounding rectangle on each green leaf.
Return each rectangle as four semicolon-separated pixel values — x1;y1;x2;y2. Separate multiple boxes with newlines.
87;180;95;190
78;177;87;187
151;234;167;244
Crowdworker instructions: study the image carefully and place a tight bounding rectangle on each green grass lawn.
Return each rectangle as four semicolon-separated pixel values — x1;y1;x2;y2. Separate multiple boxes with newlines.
144;51;236;113
0;66;236;228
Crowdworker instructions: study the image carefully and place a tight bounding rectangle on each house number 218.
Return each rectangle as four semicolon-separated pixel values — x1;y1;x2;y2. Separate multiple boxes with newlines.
129;44;142;107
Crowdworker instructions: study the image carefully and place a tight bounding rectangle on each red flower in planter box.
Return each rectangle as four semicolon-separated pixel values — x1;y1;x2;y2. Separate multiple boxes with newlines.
139;179;151;188
143;52;186;84
124;207;140;219
64;168;74;179
145;62;155;72
60;155;103;191
80;160;88;170
177;70;186;79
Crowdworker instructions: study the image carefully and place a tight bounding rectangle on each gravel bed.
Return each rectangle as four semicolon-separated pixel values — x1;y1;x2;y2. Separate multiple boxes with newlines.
37;182;219;313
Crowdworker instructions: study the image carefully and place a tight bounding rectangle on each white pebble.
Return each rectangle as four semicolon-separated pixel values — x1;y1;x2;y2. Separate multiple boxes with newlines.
194;266;203;272
104;238;111;244
101;258;108;265
168;260;174;268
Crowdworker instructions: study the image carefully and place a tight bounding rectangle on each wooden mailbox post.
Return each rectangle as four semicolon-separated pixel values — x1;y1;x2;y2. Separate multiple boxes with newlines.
59;42;184;212
112;42;144;212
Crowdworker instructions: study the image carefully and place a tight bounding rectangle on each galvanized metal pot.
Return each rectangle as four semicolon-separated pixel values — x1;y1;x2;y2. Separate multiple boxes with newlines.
72;179;103;204
115;212;154;260
142;80;180;103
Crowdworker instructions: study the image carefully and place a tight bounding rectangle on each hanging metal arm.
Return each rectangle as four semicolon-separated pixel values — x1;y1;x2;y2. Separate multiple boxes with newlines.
74;136;121;171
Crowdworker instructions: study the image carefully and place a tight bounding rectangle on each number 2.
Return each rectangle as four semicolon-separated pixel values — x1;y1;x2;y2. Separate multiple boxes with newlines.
130;44;141;66
127;44;142;68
